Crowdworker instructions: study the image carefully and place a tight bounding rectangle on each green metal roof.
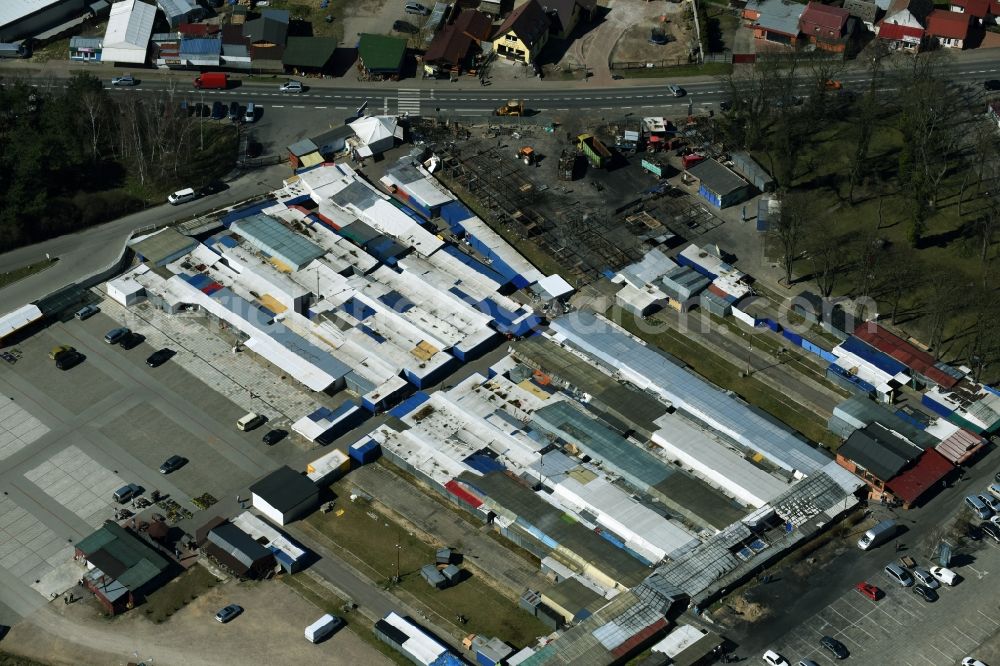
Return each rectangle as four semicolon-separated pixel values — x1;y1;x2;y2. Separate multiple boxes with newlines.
77;522;171;591
357;33;407;73
282;36;338;68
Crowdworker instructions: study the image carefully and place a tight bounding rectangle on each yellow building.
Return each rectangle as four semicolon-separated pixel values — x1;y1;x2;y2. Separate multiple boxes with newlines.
491;0;550;64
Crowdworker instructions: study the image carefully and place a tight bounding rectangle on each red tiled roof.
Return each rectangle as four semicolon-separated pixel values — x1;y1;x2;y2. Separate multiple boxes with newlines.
885;449;953;505
877;21;925;40
926;8;970;38
852;322;960;388
800;2;850;31
991;0;1000;15
950;0;990;17
935;428;986;465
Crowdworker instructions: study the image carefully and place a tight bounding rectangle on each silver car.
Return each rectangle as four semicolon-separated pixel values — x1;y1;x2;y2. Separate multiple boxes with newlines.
884;563;913;587
279;80;303;93
912;567;940;589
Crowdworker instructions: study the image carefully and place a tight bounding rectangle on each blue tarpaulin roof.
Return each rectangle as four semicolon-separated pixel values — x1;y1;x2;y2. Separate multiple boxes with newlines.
440;245;507;286
840;336;908;376
389;392;430;418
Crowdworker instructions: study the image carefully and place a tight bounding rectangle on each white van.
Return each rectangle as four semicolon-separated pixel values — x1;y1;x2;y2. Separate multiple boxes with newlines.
237;412;266;431
305;614;343;643
244;102;256;123
857;519;897;551
167;187;197;205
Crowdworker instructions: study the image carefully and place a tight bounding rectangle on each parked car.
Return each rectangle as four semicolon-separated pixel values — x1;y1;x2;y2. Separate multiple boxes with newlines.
668;84;686;97
884;562;913;587
113;483;142;503
111;74;137;87
392;19;418;33
796;661;819;666
243;102;255;123
159;455;187;474
762;650;789;666
279;80;303;93
966;495;993;520
912;567;939;589
49;345;75;360
404;1;430;15
55;350;84;370
262;429;287;445
75;304;99;320
820;635;849;660
211;101;226;119
912;584;938;602
146;348;174;367
215;604;243;623
104;327;129;344
979;494;1000;513
963;658;988;666
168;187;197;205
228;101;240;122
930;566;959;586
985;80;1000;91
118;331;144;350
981;521;1000;544
719;99;732;111
855;581;881;600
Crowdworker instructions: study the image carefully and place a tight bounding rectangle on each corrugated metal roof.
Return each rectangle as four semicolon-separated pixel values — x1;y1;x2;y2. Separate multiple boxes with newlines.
231;213;325;270
885;449;953;504
550;312;830;476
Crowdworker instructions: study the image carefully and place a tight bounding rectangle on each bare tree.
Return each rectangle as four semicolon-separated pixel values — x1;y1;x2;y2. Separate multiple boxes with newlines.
850;232;885;320
772;190;808;286
878;245;922;326
805;224;846;297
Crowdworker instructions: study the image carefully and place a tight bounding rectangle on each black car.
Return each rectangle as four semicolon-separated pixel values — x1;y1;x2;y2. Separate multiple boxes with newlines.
985;79;1000;91
119;331;144;350
392;19;418;34
981;521;1000;543
995;471;1000;484
55;350;84;370
912;584;938;602
159;455;187;474
262;429;287;446
820;635;849;660
228;101;240;122
146;348;173;367
211;101;225;120
719;99;733;111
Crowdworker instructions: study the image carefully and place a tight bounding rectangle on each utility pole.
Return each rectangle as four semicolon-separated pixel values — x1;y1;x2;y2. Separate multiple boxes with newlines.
745;331;754;377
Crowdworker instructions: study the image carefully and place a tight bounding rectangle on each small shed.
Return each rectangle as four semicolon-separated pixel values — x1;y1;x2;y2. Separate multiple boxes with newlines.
420;564;447;589
357;33;407;80
685;158;753;209
107;274;147;307
349;115;402;156
729;151;775;192
288;138;322;169
248;466;319;525
435;547;452;565
441;564;462;585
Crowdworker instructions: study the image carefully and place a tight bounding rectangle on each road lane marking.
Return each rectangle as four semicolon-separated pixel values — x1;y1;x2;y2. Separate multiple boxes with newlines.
293;105;305;108
978;609;1000;625
272;105;285;108
314;106;327;109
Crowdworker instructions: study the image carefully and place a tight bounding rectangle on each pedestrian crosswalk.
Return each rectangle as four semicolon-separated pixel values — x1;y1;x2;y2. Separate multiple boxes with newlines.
397;89;421;116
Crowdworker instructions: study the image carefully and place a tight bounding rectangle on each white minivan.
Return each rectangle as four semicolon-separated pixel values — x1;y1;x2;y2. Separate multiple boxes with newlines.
244;102;256;123
167;187;197;205
237;412;266;431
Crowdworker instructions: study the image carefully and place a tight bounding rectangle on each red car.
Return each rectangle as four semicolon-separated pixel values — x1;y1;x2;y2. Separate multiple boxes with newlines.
856;582;881;601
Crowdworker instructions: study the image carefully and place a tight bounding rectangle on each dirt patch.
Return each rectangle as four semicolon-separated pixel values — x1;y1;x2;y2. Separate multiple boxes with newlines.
2;575;391;666
609;3;693;67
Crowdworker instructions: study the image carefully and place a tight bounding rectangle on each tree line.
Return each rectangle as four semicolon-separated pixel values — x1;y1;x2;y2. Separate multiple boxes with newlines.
718;52;1000;382
0;72;235;252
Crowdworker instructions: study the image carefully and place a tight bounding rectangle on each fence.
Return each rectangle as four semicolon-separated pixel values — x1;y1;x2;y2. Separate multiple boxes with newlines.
610;50;731;70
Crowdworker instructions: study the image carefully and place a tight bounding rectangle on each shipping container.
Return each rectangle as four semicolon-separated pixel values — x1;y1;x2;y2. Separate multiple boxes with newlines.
576;133;611;169
305;614;343;642
306;449;350;484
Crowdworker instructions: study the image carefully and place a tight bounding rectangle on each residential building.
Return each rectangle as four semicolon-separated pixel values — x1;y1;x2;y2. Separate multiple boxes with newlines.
75;522;174;614
422;8;492;77
743;0;805;45
357;33;408;80
844;0;881;31
950;0;990;17
543;0;597;39
798;2;852;51
876;0;932;50
925;8;970;46
243;8;288;46
249;466;319;525
101;0;157;64
491;0;550;64
875;20;925;49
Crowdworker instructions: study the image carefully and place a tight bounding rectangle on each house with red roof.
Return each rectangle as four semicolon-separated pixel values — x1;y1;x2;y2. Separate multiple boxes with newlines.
950;0;990;17
876;0;931;50
799;2;852;51
926;8;971;47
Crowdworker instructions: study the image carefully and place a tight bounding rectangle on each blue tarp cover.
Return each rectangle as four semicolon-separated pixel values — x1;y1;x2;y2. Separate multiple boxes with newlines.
841;336;909;376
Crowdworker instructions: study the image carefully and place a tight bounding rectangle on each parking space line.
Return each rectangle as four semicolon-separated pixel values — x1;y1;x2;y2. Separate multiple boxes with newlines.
977;609;1000;626
928;643;955;662
829;607;874;644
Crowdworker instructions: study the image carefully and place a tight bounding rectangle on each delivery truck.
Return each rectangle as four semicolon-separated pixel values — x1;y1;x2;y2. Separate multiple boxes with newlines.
193;72;228;89
857;519;897;550
305;614;343;643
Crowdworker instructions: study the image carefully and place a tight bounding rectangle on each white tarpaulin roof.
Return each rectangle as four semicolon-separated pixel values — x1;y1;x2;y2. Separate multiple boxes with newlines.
102;0;156;63
537;274;574;299
0;304;43;339
349;115;399;145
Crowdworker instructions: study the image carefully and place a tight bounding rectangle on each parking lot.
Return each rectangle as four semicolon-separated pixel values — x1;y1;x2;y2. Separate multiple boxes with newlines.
0;307;290;622
765;539;1000;665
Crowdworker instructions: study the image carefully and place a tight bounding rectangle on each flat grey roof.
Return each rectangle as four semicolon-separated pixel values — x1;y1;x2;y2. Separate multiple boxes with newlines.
686;159;749;196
